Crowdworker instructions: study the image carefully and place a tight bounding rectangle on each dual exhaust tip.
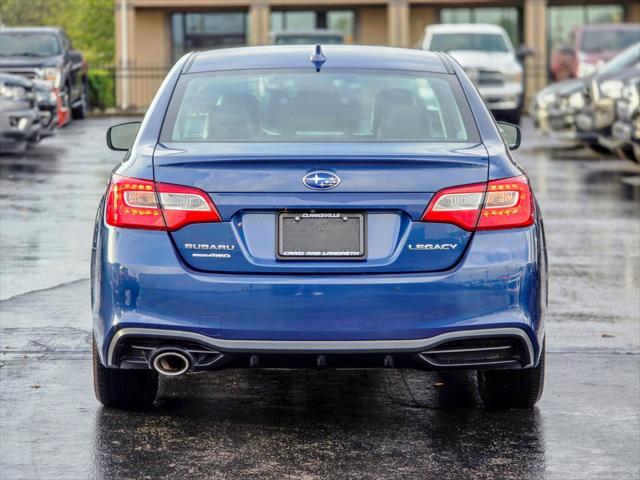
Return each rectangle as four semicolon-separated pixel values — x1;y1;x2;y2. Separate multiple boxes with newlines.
150;349;191;376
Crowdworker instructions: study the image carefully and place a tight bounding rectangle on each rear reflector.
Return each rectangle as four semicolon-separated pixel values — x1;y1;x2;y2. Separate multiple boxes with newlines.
106;175;221;231
422;175;534;231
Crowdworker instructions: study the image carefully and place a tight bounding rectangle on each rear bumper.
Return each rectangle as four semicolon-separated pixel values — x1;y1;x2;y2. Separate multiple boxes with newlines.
108;326;536;370
93;221;546;369
109;325;533;354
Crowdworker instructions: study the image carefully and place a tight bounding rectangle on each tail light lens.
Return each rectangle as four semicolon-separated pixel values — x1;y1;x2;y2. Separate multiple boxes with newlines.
422;175;534;231
106;175;221;231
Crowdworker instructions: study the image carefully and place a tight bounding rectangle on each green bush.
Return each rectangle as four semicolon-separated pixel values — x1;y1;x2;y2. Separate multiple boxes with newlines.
88;69;115;110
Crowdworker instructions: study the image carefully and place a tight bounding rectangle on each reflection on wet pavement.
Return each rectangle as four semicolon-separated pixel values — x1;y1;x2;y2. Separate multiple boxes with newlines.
0;117;638;479
0;118;127;300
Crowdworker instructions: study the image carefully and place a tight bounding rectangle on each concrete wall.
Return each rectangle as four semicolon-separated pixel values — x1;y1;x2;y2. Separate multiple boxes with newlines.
134;9;169;63
129;9;169;108
358;6;387;45
409;5;437;48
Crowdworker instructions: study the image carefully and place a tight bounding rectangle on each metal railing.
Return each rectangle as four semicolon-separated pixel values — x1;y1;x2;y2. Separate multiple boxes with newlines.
89;62;171;111
89;60;552;112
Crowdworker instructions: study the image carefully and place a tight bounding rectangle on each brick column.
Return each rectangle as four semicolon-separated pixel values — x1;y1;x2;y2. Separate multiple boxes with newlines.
523;0;548;105
115;0;135;110
249;2;270;46
627;1;640;22
387;0;410;48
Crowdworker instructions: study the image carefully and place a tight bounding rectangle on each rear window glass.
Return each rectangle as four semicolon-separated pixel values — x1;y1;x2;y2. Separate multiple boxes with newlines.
161;69;479;143
274;35;343;45
581;30;640;54
429;33;509;53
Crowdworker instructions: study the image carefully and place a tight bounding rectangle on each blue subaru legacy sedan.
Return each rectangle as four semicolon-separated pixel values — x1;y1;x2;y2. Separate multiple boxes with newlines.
92;45;547;410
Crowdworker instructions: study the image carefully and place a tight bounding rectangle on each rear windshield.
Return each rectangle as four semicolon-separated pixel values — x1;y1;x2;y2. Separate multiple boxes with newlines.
161;69;479;143
0;32;61;57
581;30;640;54
429;33;509;53
274;35;343;45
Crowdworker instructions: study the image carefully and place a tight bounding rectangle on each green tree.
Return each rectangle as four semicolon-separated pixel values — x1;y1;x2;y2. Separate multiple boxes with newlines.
0;0;114;65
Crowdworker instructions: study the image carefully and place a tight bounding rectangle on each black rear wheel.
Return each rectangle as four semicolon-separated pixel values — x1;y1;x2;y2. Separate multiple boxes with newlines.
477;341;545;409
585;141;611;156
71;80;88;120
93;338;158;410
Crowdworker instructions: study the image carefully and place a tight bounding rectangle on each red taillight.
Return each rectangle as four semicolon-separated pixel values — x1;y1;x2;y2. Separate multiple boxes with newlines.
106;175;221;231
421;175;534;231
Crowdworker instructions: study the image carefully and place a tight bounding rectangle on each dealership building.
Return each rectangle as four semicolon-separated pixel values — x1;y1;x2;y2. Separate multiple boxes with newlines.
115;0;640;110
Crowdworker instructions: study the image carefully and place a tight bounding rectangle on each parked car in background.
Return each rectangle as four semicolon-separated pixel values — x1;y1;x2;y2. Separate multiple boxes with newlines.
0;73;41;153
550;24;640;81
611;75;640;163
33;78;58;138
421;24;528;124
0;26;88;126
530;77;583;140
270;30;344;45
575;43;640;154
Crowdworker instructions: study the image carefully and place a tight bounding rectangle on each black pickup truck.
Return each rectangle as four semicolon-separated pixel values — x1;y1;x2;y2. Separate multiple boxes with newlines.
0;26;88;126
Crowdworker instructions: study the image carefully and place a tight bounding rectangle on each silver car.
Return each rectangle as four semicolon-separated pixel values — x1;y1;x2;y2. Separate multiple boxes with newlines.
0;73;41;154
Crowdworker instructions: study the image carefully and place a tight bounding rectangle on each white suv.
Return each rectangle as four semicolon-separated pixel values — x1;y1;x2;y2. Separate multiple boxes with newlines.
421;24;524;124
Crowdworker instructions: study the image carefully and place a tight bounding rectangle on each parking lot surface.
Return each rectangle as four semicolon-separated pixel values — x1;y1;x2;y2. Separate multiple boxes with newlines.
1;118;639;480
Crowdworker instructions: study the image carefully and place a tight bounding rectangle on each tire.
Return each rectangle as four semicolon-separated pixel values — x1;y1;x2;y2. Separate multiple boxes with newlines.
585;142;611;156
71;80;88;120
93;338;158;410
619;145;638;163
477;341;545;409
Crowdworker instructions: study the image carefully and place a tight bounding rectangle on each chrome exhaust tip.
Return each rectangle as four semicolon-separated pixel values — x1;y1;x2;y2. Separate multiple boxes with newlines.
151;350;191;376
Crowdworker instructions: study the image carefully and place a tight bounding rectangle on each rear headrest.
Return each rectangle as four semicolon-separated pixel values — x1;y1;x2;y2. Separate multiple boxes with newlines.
208;104;255;140
217;93;260;135
375;88;416;105
372;88;417;132
377;104;430;141
267;90;357;135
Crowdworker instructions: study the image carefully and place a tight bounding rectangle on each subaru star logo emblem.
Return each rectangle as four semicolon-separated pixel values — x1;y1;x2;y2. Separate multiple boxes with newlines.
303;171;341;190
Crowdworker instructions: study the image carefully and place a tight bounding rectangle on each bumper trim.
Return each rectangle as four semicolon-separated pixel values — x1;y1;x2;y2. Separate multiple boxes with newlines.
107;327;535;368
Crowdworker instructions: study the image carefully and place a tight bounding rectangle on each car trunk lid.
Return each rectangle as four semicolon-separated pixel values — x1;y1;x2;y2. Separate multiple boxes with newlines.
153;142;488;274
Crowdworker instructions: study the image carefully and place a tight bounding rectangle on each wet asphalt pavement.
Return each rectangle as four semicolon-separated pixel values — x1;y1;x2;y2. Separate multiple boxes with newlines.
0;117;639;479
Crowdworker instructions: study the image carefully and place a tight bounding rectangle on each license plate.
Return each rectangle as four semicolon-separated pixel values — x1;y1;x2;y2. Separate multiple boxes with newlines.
277;212;366;260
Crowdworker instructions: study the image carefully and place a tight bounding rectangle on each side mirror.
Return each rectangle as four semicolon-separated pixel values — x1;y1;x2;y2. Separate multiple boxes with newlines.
516;44;534;60
497;121;521;150
106;121;141;151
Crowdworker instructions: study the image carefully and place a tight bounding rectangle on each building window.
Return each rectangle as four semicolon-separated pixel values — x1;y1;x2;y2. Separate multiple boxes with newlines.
440;7;521;46
547;4;625;55
271;11;316;32
171;12;247;62
328;11;355;39
270;10;355;41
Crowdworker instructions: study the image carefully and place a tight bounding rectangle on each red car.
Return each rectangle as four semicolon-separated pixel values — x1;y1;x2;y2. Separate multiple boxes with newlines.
550;24;640;81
